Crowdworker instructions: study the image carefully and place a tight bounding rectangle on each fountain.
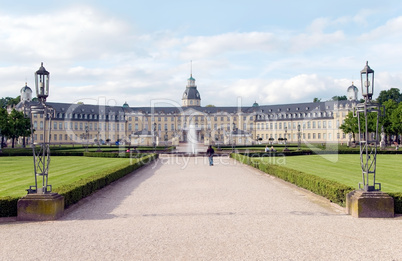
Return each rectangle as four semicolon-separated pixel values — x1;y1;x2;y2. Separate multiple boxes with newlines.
187;124;197;155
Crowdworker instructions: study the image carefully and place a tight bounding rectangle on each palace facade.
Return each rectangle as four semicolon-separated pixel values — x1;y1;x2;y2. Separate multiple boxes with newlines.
14;74;359;146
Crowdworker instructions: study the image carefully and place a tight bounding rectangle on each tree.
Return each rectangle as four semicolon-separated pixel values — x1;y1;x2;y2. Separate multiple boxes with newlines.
391;103;402;142
0;108;8;147
377;88;401;105
205;104;215;107
380;100;397;144
3;109;31;148
0;96;20;109
339;111;358;142
313;98;321;103
331;95;347;101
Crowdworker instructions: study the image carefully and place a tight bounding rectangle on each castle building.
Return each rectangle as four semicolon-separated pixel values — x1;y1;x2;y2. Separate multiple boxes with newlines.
13;74;357;147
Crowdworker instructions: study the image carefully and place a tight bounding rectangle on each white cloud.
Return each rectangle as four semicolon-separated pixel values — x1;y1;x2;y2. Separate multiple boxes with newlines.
180;32;278;59
0;5;132;62
0;4;401;109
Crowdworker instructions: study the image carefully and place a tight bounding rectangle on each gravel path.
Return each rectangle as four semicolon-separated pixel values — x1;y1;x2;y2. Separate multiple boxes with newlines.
1;155;401;260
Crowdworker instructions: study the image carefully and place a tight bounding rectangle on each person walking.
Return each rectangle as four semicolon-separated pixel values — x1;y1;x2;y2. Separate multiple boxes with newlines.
206;145;214;166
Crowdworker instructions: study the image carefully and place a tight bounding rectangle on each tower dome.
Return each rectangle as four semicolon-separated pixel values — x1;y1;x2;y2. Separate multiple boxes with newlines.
20;82;33;102
182;74;201;107
347;82;358;101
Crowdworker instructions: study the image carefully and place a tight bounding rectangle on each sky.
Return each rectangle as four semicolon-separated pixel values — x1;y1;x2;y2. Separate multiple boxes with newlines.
1;0;402;107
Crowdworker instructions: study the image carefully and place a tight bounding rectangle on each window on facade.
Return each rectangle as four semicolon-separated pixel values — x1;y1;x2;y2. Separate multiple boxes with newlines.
313;133;316;139
40;122;44;130
318;121;321;128
312;122;316;128
135;123;138;131
318;133;321;139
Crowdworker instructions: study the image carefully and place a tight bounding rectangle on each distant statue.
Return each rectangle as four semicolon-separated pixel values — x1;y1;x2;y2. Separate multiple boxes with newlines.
380;127;386;150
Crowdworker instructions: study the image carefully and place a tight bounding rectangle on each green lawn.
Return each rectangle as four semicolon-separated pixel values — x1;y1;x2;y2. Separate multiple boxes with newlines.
0;156;135;198
257;154;402;193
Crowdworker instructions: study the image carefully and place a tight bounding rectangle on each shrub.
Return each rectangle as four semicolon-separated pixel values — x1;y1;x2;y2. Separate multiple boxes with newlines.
54;154;158;208
231;153;355;206
0;154;158;217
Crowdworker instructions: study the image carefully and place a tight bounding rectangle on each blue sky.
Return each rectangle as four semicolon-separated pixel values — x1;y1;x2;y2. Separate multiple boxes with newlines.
1;0;402;107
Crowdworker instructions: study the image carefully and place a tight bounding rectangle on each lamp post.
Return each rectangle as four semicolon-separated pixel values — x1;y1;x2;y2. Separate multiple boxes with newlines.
27;62;53;194
85;125;89;152
297;124;301;150
217;128;221;149
346;61;394;218
355;61;381;192
232;122;236;152
17;63;65;221
153;122;157;151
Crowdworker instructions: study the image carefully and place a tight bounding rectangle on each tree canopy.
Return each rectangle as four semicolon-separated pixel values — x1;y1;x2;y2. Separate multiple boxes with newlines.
377;88;401;104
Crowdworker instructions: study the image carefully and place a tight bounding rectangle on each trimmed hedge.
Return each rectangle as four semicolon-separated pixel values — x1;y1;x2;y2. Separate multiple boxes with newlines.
231;153;355;207
238;149;402;157
83;152;150;158
0;197;19;217
0;154;158;217
231;153;402;213
55;153;158;208
0;149;84;157
388;193;402;214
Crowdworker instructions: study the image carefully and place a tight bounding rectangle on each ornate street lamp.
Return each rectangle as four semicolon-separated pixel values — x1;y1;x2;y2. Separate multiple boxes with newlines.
346;62;393;218
232;122;236;152
27;62;53;194
153;122;157;151
17;63;65;221
354;61;381;192
85;125;89;152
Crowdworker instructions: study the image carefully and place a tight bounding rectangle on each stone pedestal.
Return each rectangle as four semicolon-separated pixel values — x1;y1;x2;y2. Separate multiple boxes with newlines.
346;190;394;218
17;193;64;221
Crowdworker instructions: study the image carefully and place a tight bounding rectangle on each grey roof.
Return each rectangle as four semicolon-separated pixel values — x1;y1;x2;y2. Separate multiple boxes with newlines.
16;99;356;122
182;87;201;100
20;84;32;93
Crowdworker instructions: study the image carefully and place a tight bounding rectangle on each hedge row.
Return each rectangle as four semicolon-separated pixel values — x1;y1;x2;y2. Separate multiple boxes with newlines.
83;152;151;158
0;154;158;217
0;150;84;157
231;153;402;213
231;153;355;206
238;149;402;157
388;193;402;214
55;153;158;208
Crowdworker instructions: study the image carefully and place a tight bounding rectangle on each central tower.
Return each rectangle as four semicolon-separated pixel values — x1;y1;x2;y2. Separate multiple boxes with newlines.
182;73;201;107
